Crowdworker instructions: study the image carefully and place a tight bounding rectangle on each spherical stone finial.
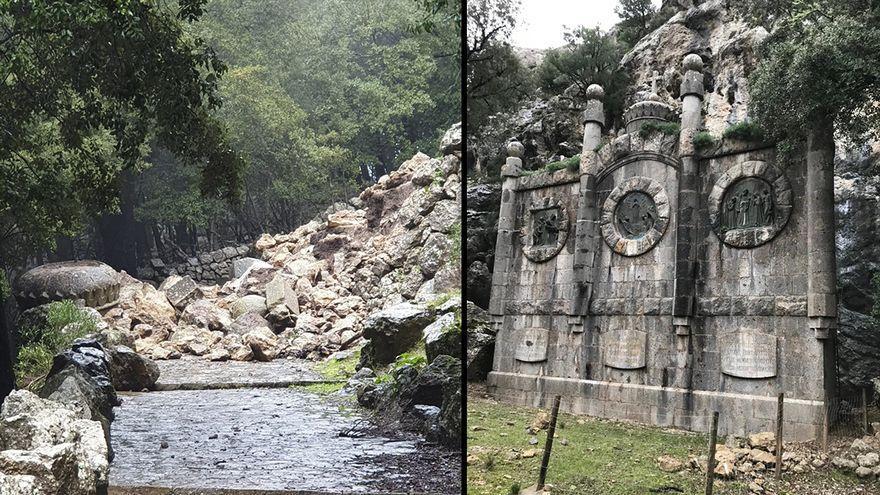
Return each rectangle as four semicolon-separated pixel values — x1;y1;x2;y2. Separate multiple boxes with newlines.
683;53;703;71
585;84;605;100
507;140;525;158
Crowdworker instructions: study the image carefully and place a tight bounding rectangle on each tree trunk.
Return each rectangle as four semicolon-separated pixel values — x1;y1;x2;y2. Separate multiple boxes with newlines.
97;170;140;274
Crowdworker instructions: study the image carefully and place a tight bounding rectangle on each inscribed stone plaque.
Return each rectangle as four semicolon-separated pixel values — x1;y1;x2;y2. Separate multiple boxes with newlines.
720;330;777;379
515;328;549;363
603;329;647;369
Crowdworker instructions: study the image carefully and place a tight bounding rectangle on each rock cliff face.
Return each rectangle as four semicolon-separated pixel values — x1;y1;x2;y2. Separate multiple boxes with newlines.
467;0;880;388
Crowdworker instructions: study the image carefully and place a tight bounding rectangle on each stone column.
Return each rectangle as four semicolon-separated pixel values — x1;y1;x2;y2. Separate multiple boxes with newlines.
488;141;524;322
569;85;605;321
806;123;838;340
672;54;704;336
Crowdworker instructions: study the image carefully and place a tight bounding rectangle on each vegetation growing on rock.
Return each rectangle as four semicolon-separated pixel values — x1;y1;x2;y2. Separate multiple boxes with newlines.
15;301;98;391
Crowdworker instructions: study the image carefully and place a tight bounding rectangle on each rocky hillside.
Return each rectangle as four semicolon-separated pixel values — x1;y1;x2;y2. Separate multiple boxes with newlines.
101;138;461;365
466;0;880;390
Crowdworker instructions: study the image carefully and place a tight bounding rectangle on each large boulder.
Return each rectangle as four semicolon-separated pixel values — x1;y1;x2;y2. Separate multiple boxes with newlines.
466;302;496;382
243;326;279;362
38;366;113;462
359;303;434;368
397;355;460;409
440;122;462;156
179;299;233;331
117;282;176;330
0;389;109;494
395;355;462;446
229;294;268;319
45;339;118;416
13;261;120;311
158;275;200;309
227;312;273;336
103;345;159;391
168;325;221;356
230;257;271;279
264;273;299;314
423;312;461;362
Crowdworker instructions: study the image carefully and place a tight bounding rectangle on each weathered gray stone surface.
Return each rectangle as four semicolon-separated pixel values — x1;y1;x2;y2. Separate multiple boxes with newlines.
423;312;460;362
229;294;268;319
104;345;160;392
360;303;434;368
159;275;200;309
485;21;836;442
14;260;120;310
0;390;109;494
230;257;271;280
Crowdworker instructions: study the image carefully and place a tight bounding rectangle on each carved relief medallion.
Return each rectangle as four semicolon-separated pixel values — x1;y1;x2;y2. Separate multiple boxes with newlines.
600;176;670;256
709;160;792;248
520;196;570;263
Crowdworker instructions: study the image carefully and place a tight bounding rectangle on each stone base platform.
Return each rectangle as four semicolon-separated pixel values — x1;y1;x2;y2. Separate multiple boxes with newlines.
488;371;825;441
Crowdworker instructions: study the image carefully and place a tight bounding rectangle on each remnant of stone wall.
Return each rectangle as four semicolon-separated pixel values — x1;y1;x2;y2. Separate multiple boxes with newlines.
139;244;252;285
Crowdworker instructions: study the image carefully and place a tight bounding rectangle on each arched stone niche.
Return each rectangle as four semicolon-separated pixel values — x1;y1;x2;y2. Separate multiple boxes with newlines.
708;160;792;248
600;176;670;256
520;196;571;263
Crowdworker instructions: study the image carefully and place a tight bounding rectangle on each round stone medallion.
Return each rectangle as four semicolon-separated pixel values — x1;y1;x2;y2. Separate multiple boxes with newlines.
600;176;670;256
520;196;570;263
708;160;792;248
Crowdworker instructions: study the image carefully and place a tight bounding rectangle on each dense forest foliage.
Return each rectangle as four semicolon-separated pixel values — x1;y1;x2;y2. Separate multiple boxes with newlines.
0;0;460;279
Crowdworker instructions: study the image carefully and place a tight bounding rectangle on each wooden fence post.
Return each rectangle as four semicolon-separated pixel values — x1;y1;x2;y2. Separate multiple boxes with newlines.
705;411;719;495
537;395;562;491
775;393;784;479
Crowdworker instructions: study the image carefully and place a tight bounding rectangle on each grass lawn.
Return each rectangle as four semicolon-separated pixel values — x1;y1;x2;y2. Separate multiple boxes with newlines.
467;389;877;495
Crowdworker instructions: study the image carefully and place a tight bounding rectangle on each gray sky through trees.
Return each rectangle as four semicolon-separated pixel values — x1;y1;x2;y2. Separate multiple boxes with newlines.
510;0;661;48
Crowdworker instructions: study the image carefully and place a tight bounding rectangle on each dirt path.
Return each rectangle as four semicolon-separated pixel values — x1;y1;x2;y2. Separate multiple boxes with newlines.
109;359;460;494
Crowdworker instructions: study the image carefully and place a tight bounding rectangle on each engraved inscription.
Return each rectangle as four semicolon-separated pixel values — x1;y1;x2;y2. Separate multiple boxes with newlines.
614;191;658;240
603;329;647;369
515;327;549;363
720;177;774;232
720;331;777;379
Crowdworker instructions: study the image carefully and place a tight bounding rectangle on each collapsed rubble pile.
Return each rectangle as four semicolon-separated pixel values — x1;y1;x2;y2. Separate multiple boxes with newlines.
657;428;880;492
99;131;462;365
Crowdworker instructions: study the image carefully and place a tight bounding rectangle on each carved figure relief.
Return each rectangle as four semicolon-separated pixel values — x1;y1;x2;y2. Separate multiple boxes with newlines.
600;176;670;257
520;196;570;263
720;178;774;232
709;161;792;248
532;208;560;247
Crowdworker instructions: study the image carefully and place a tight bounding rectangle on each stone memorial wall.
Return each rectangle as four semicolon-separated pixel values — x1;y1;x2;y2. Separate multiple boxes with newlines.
487;55;837;441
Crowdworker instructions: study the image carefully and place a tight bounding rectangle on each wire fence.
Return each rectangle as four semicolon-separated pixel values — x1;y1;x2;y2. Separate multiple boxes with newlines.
826;386;879;439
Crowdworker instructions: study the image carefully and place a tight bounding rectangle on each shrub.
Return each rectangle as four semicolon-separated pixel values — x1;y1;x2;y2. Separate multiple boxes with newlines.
693;131;715;149
722;121;765;142
544;161;567;173
15;300;96;391
639;121;680;138
542;154;581;174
